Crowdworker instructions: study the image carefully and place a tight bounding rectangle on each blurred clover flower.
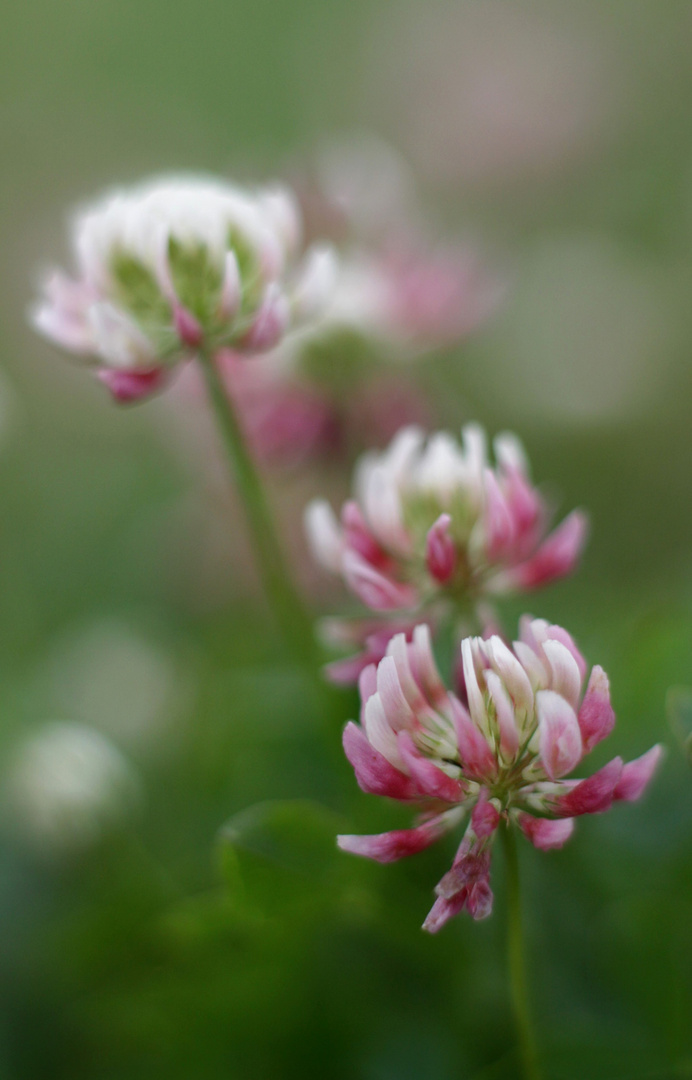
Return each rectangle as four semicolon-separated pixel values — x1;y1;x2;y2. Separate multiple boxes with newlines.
209;137;500;466
32;175;336;402
199;346;435;470
337;619;662;931
4;721;140;855
299;133;501;352
306;424;587;679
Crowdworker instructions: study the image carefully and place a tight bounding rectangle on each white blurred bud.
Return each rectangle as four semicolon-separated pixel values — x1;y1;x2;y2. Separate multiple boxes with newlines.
5;722;141;855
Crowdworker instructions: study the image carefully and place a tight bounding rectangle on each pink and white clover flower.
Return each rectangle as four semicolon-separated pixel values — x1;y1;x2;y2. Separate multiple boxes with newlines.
337;618;662;931
31;175;336;401
306;425;588;677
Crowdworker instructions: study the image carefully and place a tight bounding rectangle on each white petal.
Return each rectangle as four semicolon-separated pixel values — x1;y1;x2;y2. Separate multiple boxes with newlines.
292;245;338;322
363;692;404;770
462;639;489;737
543;639;582;709
376;655;416;733
484;636;534;715
87;303;156;369
304;500;343;572
536;689;583;780
486;669;519;760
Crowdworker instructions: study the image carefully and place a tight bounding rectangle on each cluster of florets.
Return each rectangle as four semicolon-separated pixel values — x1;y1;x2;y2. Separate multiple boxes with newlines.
32;175;335;401
337;619;662;931
306;424;587;677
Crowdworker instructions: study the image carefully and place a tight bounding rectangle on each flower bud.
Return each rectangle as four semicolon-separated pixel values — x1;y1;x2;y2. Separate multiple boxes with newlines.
425;513;457;583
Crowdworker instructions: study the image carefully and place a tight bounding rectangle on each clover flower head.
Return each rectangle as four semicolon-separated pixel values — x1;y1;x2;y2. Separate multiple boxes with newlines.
337;619;662;931
306;424;588;616
31;175;336;401
284;245;499;376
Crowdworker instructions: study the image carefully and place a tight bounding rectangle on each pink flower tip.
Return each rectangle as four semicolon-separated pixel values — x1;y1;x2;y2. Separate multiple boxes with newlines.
537;689;583;780
554;757;623;817
173;304;203;348
425;513;457;584
423;855;494;930
337;822;443;863
471;792;500;838
578;665;615;753
241;285;290;352
614;744;664;802
341;721;417;801
512;510;589;590
97;368;168;403
342;551;418;612
518;814;575;850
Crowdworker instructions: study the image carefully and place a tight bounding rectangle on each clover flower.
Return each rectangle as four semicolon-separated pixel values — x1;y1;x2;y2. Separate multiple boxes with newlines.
200;137;499;466
282;245;499;368
298;135;502;357
31;175;336;401
251;238;499;462
337;619;662;931
306;425;588;672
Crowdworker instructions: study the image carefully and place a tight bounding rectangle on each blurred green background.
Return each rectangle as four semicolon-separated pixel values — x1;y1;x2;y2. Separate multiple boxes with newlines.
1;1;692;1077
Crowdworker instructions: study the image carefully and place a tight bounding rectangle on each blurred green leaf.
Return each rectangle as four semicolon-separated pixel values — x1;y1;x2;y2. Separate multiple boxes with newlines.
217;799;345;917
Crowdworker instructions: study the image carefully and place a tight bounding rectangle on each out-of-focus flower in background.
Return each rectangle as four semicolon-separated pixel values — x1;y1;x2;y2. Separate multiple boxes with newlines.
365;1;620;189
3;721;141;856
184;136;502;468
338;619;662;931
31;175;336;401
298;133;419;245
297;134;500;352
306;424;587;678
41;619;188;756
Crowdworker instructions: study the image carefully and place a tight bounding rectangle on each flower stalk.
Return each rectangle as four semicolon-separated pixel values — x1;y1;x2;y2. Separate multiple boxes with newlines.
501;823;542;1080
197;347;316;667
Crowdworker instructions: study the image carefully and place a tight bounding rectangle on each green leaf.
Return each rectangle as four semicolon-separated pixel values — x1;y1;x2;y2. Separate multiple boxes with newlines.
217;799;345;917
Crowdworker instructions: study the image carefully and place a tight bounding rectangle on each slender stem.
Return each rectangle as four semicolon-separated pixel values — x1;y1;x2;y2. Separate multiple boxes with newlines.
196;347;316;667
501;824;542;1080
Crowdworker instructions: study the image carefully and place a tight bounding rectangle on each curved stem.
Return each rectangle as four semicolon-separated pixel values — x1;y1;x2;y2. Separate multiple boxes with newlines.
501;824;542;1080
197;348;316;668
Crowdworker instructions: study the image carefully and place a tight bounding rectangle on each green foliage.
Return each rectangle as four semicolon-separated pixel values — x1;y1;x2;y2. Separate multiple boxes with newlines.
217;798;346;916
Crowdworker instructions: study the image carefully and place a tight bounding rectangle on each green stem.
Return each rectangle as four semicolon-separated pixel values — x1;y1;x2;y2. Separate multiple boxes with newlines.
501;824;542;1080
197;348;316;668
